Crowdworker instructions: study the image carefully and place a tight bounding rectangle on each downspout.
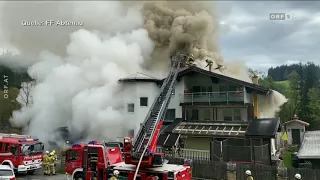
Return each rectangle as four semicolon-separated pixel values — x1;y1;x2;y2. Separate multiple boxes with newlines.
252;75;259;119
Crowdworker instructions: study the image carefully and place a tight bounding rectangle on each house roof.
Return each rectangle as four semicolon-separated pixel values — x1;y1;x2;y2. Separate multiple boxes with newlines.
177;66;269;94
118;66;269;94
283;119;310;126
118;72;162;83
245;118;281;138
297;131;320;159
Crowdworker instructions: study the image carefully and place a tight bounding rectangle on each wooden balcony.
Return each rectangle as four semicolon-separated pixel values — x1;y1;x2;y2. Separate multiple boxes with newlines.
179;91;245;104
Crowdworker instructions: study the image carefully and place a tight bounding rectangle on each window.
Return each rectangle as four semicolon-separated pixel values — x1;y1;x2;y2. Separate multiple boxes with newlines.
207;86;213;92
67;150;79;160
191;109;198;120
192;86;201;93
4;143;9;152
0;143;2;152
140;97;148;107
0;169;14;176
165;109;176;121
212;108;215;120
127;103;134;113
223;109;233;121
234;109;242;121
10;145;18;156
203;109;211;121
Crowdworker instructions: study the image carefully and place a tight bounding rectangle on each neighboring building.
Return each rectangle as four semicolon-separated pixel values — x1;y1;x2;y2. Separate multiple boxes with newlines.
297;131;320;168
283;115;309;145
118;66;278;152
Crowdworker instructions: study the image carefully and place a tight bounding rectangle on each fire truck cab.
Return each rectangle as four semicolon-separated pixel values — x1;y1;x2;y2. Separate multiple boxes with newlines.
0;134;44;174
108;162;191;180
65;141;123;180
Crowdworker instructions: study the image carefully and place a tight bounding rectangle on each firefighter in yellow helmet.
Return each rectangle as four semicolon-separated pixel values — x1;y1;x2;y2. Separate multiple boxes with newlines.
51;150;58;166
110;170;120;180
246;170;254;180
42;151;49;175
48;152;56;175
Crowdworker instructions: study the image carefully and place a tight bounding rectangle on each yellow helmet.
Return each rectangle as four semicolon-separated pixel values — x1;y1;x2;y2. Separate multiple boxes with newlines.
52;150;56;154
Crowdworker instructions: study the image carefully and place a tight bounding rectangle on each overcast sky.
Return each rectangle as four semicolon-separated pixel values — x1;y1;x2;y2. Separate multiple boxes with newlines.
0;1;319;73
219;1;320;72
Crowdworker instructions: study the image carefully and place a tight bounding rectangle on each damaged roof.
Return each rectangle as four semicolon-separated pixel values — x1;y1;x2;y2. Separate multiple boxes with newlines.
297;131;320;159
177;66;269;94
118;66;269;94
118;72;162;83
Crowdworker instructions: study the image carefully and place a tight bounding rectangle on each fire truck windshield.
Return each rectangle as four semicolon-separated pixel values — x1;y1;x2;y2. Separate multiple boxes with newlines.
20;142;44;156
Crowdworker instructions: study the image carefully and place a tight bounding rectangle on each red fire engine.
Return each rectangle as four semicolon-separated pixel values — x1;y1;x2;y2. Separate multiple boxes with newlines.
67;54;191;180
65;141;123;179
0;133;44;174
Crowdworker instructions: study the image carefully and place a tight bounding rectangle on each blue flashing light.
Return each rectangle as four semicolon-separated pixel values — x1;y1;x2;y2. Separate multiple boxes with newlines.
72;143;80;147
149;152;153;156
18;139;27;142
88;140;96;145
33;138;39;141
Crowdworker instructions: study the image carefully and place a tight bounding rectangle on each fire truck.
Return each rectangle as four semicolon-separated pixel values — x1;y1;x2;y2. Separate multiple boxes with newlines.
65;141;123;179
0;133;44;174
67;54;191;180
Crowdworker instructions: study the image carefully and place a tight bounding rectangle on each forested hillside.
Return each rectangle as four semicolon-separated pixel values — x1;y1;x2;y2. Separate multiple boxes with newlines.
261;62;320;130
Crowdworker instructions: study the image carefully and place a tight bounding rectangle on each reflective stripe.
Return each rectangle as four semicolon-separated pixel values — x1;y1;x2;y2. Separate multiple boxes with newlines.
0;152;13;156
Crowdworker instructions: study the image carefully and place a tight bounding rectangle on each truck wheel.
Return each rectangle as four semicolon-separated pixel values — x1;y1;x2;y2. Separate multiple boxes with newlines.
74;173;85;180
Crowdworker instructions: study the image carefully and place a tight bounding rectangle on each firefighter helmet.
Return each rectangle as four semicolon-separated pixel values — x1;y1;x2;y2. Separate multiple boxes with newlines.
114;170;120;175
245;170;251;175
45;151;49;154
295;173;301;179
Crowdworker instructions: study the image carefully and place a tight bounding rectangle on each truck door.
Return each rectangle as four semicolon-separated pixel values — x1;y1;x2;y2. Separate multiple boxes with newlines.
83;145;88;178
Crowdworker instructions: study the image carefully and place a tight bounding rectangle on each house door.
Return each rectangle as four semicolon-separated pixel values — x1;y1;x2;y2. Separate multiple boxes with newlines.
292;129;301;144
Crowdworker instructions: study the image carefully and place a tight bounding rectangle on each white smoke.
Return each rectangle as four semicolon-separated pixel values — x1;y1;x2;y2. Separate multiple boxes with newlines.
259;90;288;118
0;1;287;145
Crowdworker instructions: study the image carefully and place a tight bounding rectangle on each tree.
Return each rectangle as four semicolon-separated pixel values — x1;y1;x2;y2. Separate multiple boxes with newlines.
307;87;320;129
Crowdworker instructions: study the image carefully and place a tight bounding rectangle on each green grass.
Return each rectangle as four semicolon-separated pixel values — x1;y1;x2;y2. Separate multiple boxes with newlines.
283;151;293;168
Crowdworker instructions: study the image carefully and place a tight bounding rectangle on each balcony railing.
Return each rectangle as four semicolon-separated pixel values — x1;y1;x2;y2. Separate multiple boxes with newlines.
179;91;244;104
156;147;210;161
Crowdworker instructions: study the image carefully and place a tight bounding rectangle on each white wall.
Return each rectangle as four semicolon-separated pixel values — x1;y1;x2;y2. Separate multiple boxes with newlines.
285;122;306;145
121;82;159;137
168;77;185;119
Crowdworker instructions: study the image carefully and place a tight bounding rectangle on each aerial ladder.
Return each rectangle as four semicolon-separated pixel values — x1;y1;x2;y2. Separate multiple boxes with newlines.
123;54;187;170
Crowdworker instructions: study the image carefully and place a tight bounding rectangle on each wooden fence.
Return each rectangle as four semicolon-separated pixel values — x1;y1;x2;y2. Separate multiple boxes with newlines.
165;156;320;180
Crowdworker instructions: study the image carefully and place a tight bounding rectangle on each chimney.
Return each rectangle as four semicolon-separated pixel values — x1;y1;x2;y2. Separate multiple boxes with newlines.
292;114;299;120
252;75;259;118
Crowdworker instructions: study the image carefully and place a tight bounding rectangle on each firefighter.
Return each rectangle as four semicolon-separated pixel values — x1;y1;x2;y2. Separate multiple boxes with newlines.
48;152;56;175
186;54;195;66
52;150;58;166
295;173;301;180
245;170;254;180
110;170;120;180
205;59;213;71
43;151;49;175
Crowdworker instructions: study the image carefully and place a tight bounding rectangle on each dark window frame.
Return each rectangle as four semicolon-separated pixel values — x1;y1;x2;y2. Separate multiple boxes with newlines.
127;103;134;113
165;109;176;121
67;150;79;160
4;143;9;152
140;97;148;107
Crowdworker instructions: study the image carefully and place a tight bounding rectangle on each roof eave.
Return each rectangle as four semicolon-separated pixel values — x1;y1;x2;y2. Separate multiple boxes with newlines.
297;155;320;159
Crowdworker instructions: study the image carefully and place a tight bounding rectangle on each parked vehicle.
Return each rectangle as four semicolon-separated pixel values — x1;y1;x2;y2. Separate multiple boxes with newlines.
0;164;16;180
0;133;44;174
